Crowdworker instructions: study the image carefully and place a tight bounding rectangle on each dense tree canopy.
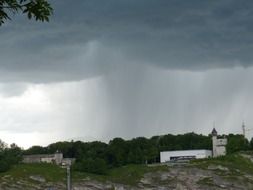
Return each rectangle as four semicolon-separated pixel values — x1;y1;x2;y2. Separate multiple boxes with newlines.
0;0;52;25
0;142;22;172
0;132;251;174
21;132;252;174
23;132;215;174
226;134;249;154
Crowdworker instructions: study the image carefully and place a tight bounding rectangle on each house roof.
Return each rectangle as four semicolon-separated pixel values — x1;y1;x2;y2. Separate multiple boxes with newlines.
211;128;218;136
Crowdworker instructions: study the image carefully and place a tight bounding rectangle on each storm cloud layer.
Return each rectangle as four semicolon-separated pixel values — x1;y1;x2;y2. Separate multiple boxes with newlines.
1;0;253;82
0;0;253;147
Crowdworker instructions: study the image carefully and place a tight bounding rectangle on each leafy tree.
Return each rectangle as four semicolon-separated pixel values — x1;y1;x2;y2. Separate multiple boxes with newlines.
89;158;107;174
0;140;22;172
106;138;128;167
0;160;9;172
47;141;75;157
0;139;7;150
0;0;53;25
24;145;47;155
4;143;23;164
127;137;156;164
250;137;253;150
73;158;107;175
19;132;253;175
226;134;249;154
157;133;211;152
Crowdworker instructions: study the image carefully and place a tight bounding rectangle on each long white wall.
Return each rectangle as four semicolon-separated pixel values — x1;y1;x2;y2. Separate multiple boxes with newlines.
160;149;212;163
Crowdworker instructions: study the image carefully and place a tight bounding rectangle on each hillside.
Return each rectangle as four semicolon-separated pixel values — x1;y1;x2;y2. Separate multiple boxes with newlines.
1;152;253;189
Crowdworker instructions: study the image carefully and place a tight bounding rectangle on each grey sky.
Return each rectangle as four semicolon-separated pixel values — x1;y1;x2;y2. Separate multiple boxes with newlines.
0;0;253;148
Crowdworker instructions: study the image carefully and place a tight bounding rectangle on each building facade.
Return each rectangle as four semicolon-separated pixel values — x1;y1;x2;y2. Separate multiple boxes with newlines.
211;128;227;157
23;152;63;165
160;128;227;163
160;149;212;162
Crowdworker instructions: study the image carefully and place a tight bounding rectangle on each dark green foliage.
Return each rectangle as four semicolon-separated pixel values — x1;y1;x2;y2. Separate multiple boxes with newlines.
73;158;107;175
0;143;22;172
18;133;214;174
3;131;251;175
0;0;53;25
4;144;23;165
23;145;47;155
126;137;158;164
158;133;212;152
106;138;128;166
30;132;213;174
226;134;249;154
0;160;10;172
250;138;253;150
47;141;75;157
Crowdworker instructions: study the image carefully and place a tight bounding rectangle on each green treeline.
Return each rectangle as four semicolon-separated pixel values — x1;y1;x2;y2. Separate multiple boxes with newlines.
0;142;22;172
0;133;252;174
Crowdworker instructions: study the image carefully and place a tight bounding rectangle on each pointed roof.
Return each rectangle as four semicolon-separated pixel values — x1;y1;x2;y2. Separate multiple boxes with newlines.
211;128;217;136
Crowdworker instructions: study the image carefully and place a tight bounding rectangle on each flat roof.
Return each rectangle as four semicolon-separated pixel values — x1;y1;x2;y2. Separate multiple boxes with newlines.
161;149;212;153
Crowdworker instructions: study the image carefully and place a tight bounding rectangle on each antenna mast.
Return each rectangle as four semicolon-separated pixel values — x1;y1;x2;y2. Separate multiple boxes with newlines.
242;122;246;137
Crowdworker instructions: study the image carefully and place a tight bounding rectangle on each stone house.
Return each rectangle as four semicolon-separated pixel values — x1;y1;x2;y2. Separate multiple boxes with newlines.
23;152;63;165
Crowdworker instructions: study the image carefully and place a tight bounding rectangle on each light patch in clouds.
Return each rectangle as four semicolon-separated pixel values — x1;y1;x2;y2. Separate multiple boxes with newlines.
1;65;253;148
0;83;28;97
0;78;108;148
0;84;52;133
1;131;49;149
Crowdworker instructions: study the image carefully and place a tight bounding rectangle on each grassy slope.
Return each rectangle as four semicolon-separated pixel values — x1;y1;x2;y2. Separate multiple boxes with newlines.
0;163;66;182
0;163;168;186
73;164;168;185
1;152;253;187
191;153;253;175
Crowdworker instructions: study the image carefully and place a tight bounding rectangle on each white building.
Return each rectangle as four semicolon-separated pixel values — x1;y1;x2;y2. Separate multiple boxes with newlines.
23;151;63;165
211;128;227;157
62;158;76;166
160;149;212;162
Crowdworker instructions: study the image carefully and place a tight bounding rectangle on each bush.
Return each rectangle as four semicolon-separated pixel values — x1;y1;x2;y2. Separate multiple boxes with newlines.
73;158;107;175
0;160;10;172
226;134;249;154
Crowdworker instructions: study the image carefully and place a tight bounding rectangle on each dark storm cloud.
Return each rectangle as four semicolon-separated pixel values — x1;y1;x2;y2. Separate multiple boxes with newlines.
1;0;253;82
45;0;253;69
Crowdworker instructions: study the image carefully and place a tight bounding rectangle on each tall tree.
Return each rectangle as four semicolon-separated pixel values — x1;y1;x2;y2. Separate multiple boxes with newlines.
0;0;53;25
226;134;249;154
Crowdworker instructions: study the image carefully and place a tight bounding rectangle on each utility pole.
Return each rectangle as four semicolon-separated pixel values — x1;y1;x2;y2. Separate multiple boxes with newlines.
242;122;253;138
67;165;71;190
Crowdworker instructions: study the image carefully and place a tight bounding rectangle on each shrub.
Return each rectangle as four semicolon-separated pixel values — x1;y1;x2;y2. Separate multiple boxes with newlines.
0;160;10;172
73;158;107;175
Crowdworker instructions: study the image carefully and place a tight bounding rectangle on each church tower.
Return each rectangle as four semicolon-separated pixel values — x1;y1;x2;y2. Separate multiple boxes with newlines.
211;128;218;157
211;128;227;157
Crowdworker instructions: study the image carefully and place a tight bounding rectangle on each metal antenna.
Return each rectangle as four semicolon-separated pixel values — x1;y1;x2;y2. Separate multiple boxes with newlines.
242;121;246;137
